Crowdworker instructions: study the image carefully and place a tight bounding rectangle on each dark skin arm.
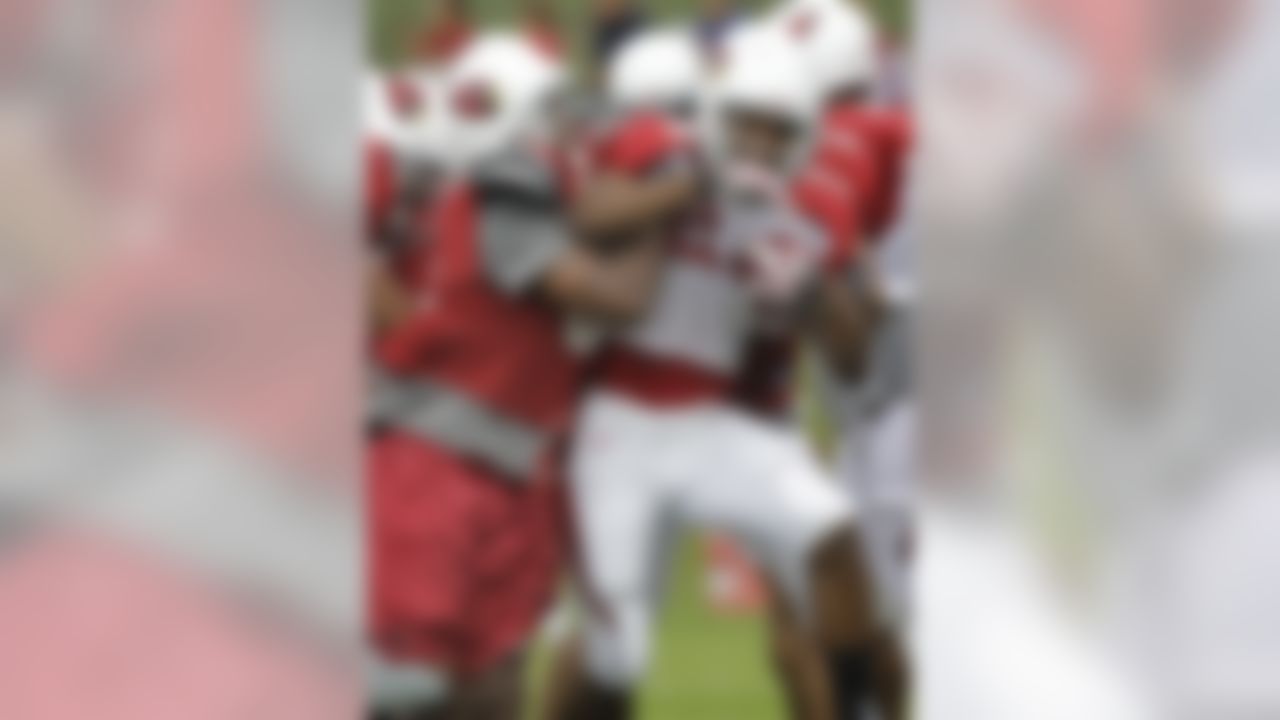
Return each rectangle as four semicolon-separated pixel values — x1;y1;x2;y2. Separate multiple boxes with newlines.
367;255;414;339
536;163;699;324
811;263;886;381
540;226;668;326
570;167;702;242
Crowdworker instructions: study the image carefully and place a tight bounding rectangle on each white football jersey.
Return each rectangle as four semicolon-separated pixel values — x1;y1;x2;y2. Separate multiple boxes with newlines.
621;196;828;376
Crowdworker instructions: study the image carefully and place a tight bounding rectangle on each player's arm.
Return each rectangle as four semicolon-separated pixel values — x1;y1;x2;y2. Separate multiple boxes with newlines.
541;231;666;324
569;167;702;241
367;254;414;339
476;158;665;325
572;114;705;242
811;262;885;381
791;175;886;380
536;122;707;321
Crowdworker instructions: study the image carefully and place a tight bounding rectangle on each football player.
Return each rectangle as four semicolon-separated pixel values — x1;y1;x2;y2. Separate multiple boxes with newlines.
367;34;701;720
549;25;888;720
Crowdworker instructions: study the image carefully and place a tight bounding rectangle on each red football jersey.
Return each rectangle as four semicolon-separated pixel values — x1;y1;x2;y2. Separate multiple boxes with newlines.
816;104;877;224
374;153;584;479
364;139;397;242
818;101;914;241
862;106;914;238
590;111;736;406
591;110;693;177
791;162;862;272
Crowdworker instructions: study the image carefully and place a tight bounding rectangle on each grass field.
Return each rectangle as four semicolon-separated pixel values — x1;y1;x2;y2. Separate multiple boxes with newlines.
523;538;787;720
635;542;784;719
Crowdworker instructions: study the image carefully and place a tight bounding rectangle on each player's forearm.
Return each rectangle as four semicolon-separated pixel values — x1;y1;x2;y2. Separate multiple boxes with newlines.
368;258;413;339
571;172;700;241
543;239;665;324
813;270;884;381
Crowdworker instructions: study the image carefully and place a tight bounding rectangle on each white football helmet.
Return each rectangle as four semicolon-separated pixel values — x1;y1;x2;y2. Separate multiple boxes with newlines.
607;27;705;113
703;23;822;174
769;0;877;98
442;32;570;167
362;71;410;149
395;70;458;170
363;69;461;172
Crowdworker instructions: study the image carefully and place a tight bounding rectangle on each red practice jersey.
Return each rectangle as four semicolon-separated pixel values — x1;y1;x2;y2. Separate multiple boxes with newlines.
364;139;398;242
591;110;859;410
374;150;584;481
588;111;740;407
819;101;914;240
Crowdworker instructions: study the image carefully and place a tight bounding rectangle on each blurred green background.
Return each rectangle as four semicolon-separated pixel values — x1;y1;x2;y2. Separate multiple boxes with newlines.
368;0;909;68
365;2;907;718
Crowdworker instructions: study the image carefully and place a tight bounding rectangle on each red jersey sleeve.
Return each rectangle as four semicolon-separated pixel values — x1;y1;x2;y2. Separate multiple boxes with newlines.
866;108;914;237
816;107;877;217
593;111;694;177
792;167;862;272
365;139;397;243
